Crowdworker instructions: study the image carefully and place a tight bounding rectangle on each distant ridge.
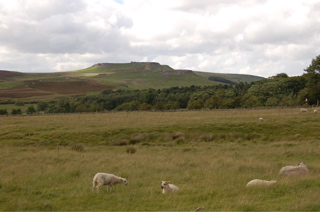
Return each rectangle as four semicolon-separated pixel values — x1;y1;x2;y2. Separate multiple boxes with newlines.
91;61;160;68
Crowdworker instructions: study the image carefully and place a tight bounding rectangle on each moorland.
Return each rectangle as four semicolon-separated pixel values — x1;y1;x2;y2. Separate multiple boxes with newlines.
0;108;320;211
0;62;263;101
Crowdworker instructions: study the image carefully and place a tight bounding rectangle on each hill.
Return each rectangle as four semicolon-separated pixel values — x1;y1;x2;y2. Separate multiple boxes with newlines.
0;62;264;100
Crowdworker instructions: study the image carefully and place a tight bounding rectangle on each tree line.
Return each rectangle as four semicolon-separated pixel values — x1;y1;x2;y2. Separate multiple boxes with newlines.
36;74;308;114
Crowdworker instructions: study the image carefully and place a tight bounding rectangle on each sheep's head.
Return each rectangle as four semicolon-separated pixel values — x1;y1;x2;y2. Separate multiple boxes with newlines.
121;178;128;185
161;181;170;189
298;162;306;166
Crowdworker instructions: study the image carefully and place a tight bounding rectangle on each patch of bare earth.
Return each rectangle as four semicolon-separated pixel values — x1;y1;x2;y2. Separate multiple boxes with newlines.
0;70;25;81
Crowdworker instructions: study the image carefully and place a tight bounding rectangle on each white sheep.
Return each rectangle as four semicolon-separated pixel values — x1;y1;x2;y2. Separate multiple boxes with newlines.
92;172;127;192
161;181;180;194
279;162;309;176
314;109;317;113
246;179;277;187
300;108;308;112
259;117;264;121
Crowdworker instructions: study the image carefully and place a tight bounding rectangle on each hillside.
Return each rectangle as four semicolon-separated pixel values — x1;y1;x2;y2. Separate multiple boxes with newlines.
0;62;264;100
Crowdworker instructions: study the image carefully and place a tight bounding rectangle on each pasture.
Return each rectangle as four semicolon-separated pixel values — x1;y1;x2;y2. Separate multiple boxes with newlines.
0;108;320;211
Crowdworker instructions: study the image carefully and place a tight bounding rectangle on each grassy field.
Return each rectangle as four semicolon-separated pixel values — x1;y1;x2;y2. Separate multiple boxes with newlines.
0;108;320;211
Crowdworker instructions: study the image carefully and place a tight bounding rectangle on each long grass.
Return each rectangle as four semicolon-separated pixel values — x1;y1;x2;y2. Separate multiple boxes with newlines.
0;108;320;211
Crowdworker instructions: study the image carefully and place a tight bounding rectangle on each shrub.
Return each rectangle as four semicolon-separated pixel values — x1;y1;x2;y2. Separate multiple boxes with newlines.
71;143;86;152
0;109;8;115
15;101;25;106
126;146;137;154
172;132;184;140
26;105;36;114
12;108;22;115
175;136;186;145
37;102;49;111
113;139;129;146
198;134;214;142
130;133;145;144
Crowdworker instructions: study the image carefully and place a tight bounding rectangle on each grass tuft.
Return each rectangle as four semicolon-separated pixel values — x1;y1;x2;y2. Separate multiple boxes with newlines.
126;146;137;154
71;143;86;152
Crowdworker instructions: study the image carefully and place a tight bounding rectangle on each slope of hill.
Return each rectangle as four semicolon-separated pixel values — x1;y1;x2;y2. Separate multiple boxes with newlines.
0;62;264;100
195;72;265;84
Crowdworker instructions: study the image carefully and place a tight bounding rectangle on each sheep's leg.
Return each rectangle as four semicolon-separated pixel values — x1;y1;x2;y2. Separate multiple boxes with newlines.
108;185;113;192
95;184;101;192
92;181;97;191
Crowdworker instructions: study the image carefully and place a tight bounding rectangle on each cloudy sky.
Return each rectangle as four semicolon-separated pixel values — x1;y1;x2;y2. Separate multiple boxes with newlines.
0;0;319;77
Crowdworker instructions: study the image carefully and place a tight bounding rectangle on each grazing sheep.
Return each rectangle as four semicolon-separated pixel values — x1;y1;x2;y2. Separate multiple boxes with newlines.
161;181;180;194
314;109;317;113
92;173;127;192
279;162;309;176
300;108;308;112
246;179;277;187
259;117;264;121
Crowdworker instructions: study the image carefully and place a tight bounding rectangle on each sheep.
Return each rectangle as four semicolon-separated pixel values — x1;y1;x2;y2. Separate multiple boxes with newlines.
246;179;277;187
259;117;264;122
300;108;308;112
92;172;127;192
279;162;309;176
314;109;317;113
161;181;180;194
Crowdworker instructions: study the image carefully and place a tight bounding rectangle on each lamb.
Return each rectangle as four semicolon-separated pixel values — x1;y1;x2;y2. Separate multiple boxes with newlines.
92;172;127;192
279;162;309;176
246;179;277;187
161;181;180;194
300;108;308;112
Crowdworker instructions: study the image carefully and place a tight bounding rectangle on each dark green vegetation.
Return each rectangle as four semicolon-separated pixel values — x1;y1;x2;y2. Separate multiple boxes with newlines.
0;109;320;211
0;71;317;114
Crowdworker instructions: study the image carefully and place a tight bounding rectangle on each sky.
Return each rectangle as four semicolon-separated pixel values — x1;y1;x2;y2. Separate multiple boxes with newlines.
0;0;319;77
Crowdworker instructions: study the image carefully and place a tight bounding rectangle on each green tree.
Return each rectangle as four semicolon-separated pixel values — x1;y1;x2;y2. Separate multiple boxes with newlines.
164;101;180;110
187;99;204;110
265;97;279;107
240;94;262;108
279;93;298;106
26;105;36;114
12;108;22;115
114;100;140;111
304;55;320;74
0;109;8;115
303;55;320;105
204;95;223;109
37;102;49;112
139;103;153;110
154;102;165;111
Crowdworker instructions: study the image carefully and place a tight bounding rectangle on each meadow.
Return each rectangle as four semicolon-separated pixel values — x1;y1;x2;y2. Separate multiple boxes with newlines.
0;108;320;211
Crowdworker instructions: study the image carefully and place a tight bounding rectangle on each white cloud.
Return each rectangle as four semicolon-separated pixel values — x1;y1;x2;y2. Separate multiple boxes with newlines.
0;0;319;77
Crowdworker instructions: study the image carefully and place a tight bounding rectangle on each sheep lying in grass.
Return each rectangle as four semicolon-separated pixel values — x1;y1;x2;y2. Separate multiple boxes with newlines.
259;117;264;122
92;173;127;192
161;181;180;194
246;179;277;187
279;162;309;176
300;108;308;112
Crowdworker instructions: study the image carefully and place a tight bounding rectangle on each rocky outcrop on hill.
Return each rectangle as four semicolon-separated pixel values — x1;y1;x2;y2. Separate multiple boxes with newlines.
92;62;161;68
